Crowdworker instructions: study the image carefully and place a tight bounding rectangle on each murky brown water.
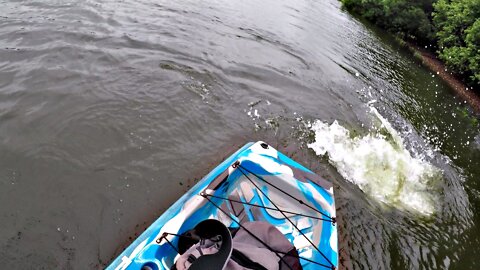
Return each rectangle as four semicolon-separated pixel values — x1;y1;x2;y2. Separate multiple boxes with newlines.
1;0;479;269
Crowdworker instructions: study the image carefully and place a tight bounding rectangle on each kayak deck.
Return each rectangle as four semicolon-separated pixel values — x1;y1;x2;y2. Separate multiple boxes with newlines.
108;141;337;270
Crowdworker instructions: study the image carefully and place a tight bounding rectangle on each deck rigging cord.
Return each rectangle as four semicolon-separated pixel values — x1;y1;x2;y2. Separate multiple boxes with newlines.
235;161;336;269
236;162;335;223
158;216;334;270
204;193;334;222
201;194;296;270
201;193;335;270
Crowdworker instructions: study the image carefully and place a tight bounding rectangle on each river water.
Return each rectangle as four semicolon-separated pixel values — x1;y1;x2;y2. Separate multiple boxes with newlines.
1;0;479;269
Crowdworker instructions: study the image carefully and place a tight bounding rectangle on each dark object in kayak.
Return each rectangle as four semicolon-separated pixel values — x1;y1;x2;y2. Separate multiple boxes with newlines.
173;219;303;270
177;219;232;270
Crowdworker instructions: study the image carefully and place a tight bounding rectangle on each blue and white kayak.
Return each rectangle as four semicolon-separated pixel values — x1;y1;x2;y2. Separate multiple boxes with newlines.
107;141;338;270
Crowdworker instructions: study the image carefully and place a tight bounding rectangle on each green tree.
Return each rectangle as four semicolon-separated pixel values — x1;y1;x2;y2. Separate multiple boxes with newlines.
465;19;480;82
433;0;480;84
342;0;386;24
341;0;480;86
384;0;435;43
341;0;436;45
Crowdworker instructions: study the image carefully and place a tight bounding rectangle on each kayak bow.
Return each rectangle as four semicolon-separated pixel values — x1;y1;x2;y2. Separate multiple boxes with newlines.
107;141;337;270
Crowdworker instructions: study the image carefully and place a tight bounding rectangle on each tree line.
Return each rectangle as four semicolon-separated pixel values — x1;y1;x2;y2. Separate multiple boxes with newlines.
341;0;480;87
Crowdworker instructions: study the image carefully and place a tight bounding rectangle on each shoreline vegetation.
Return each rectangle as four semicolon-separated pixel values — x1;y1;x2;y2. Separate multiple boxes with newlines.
403;40;480;113
340;0;480;113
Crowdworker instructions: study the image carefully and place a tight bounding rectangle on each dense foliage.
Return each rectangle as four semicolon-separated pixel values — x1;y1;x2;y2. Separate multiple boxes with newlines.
434;0;480;84
341;0;480;86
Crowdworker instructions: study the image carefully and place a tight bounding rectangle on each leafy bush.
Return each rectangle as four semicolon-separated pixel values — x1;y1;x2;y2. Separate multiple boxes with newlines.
433;0;480;84
341;0;480;86
341;0;436;44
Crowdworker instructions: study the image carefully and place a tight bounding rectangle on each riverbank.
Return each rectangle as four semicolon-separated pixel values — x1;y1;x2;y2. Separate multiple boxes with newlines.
339;0;480;114
398;39;480;113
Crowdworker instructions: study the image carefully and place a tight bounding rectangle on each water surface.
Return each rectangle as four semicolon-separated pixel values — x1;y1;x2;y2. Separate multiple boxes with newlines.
1;0;479;269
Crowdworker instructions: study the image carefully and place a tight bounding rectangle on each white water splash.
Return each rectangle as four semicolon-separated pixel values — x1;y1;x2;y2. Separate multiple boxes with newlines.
475;134;480;150
308;107;441;215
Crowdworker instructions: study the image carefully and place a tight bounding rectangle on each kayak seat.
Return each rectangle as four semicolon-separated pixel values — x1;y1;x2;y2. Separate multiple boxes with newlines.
173;219;233;270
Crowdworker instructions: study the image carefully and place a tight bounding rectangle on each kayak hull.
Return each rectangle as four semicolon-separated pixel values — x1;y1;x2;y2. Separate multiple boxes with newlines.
107;141;337;270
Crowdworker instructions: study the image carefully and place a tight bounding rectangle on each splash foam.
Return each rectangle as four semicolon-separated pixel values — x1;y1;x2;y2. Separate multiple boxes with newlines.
307;108;441;215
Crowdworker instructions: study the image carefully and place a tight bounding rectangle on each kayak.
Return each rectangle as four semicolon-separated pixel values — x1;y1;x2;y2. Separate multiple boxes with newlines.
107;141;338;270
